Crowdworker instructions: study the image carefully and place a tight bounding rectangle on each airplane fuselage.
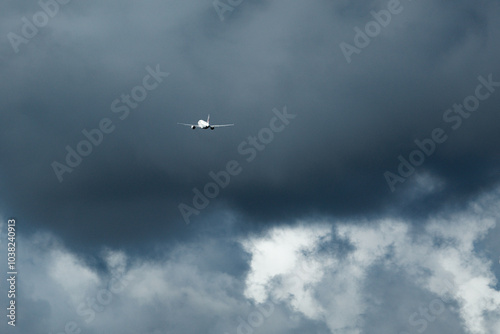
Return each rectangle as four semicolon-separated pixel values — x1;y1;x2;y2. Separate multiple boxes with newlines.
179;115;232;130
197;120;210;129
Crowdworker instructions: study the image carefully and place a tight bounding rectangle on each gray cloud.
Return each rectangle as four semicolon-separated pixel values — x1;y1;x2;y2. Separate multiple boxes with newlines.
1;185;499;333
1;1;500;250
1;2;500;332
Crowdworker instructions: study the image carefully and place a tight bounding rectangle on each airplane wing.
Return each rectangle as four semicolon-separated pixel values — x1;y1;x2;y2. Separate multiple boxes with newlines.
178;123;197;127
210;124;234;128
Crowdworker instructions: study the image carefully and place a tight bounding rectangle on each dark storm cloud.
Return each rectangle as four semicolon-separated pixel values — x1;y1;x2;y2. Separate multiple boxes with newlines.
1;0;500;251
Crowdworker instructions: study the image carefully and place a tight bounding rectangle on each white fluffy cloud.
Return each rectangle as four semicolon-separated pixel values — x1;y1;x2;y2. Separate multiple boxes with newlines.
1;189;499;333
242;191;500;334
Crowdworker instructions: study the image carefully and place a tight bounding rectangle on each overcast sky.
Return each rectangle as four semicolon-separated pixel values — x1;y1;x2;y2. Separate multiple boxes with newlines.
1;0;500;333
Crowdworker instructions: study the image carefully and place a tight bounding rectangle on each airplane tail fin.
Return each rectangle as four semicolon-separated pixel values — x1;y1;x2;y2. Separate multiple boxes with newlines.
207;114;210;124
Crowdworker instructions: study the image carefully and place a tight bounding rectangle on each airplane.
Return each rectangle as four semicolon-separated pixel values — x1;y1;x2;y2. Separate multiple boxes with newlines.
178;115;234;130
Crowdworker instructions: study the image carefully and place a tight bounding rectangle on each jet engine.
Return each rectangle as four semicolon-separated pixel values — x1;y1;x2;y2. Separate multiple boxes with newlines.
191;126;196;129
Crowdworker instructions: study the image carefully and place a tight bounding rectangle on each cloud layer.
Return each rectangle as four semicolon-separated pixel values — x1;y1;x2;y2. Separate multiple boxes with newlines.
1;1;500;333
1;1;500;251
2;186;499;333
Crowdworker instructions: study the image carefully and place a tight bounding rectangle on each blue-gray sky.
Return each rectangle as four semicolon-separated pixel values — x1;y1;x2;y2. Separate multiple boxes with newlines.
1;1;500;333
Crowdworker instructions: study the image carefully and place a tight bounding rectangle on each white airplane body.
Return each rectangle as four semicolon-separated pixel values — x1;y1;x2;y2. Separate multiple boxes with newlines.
178;115;233;130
